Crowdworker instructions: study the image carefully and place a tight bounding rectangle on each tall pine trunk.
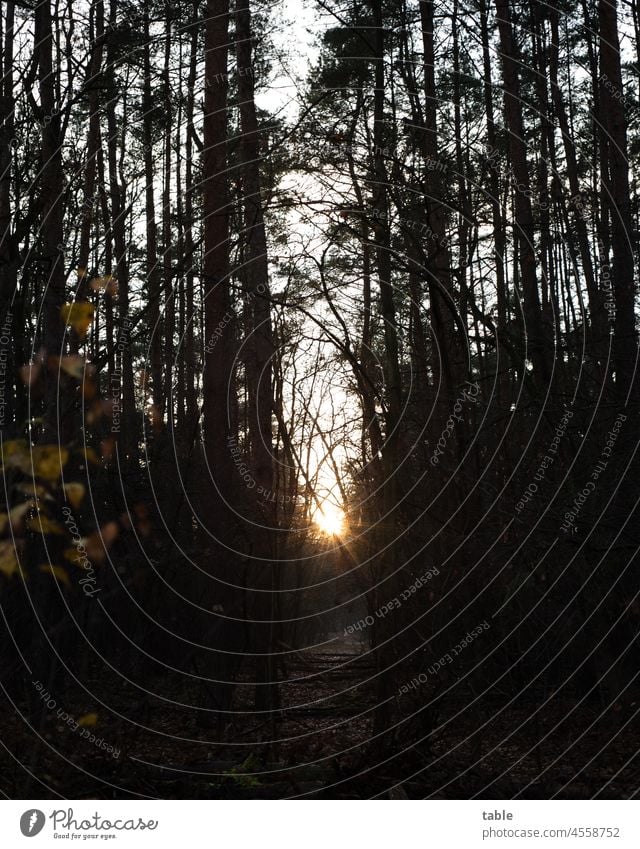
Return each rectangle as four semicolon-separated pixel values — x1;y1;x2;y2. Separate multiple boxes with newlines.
599;0;638;400
202;0;234;533
38;0;66;440
236;0;278;713
494;0;550;386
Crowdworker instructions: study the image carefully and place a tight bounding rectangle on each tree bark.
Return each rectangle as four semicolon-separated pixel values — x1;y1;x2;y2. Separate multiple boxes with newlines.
202;0;234;535
494;0;550;386
236;0;278;713
143;3;163;416
598;0;638;400
38;0;66;440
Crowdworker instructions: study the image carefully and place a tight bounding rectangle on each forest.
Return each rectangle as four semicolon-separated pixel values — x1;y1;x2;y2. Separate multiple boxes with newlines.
0;0;639;800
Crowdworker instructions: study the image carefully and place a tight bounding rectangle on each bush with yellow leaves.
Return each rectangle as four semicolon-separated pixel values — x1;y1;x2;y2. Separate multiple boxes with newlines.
0;300;146;592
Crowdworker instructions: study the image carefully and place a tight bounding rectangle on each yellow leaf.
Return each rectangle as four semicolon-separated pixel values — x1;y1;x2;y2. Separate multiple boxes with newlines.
78;446;100;466
63;483;85;510
15;482;49;500
27;512;65;535
0;541;18;578
39;564;70;587
63;547;83;565
31;445;69;482
58;355;86;380
8;501;32;529
77;712;98;727
1;439;29;473
60;302;94;338
2;440;26;457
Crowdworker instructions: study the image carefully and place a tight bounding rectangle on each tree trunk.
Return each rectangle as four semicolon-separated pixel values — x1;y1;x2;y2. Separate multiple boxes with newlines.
106;0;136;460
162;4;174;422
598;0;638;400
38;0;66;440
235;0;279;714
0;1;17;432
494;0;550;386
143;3;163;416
202;0;234;534
550;6;607;362
76;0;104;305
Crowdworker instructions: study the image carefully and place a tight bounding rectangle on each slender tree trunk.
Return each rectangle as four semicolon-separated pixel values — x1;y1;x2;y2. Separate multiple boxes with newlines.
599;0;638;400
38;0;66;440
370;0;403;738
235;0;279;713
184;0;198;435
162;4;174;422
97;141;115;389
235;0;274;508
372;0;401;484
549;6;607;361
494;0;550;386
106;0;135;459
202;0;234;534
0;1;17;432
480;0;507;333
420;0;461;395
143;3;163;416
76;0;104;304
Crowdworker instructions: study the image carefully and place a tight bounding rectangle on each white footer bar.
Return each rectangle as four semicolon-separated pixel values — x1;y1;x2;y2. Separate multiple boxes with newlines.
0;800;638;848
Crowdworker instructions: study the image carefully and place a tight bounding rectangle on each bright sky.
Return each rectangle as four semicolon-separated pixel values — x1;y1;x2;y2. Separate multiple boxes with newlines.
256;0;319;117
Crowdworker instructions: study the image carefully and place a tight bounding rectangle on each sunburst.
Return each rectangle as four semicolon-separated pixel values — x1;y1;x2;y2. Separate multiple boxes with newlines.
314;503;345;536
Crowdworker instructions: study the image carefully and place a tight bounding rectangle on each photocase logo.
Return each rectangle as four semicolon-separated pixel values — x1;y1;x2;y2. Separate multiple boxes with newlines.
20;810;46;837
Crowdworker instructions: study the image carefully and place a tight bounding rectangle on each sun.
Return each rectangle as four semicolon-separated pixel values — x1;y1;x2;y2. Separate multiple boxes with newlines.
314;503;345;537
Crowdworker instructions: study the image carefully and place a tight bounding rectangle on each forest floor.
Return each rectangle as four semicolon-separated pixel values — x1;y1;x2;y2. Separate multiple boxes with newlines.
1;633;638;799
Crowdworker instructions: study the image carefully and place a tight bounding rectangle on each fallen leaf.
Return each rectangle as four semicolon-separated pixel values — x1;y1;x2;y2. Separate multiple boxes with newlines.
0;541;18;578
77;712;98;727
